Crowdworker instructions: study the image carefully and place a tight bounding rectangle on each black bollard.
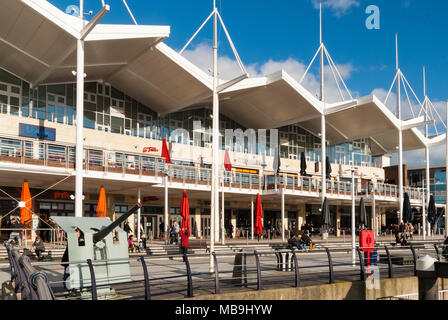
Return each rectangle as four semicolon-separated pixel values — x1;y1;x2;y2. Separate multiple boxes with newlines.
416;256;439;300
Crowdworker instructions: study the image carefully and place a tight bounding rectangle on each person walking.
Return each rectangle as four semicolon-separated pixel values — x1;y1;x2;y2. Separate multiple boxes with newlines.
159;221;165;239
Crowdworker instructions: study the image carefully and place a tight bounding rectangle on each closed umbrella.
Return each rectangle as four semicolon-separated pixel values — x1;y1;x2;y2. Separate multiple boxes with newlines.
321;197;330;232
254;194;263;236
300;152;307;176
359;197;367;230
180;190;190;236
326;156;332;180
402;192;412;223
96;186;107;218
162;138;171;164
20;181;32;228
428;195;437;227
224;149;232;171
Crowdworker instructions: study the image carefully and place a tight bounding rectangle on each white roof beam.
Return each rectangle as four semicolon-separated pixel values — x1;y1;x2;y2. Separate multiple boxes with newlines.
401;116;434;130
0;35;50;69
428;134;446;147
324;100;358;115
80;5;110;40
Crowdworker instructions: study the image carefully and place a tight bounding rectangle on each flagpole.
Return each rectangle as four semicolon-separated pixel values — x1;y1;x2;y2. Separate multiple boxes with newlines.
221;175;225;245
210;0;218;272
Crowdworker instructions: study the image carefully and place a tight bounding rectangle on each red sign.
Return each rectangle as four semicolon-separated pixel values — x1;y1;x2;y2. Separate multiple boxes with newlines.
54;192;70;200
360;230;375;252
143;147;159;153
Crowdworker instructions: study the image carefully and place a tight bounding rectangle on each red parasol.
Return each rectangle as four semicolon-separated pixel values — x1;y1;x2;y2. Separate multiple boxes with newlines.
180;190;190;236
254;194;263;235
162;138;171;164
96;186;107;218
224;149;232;171
20;181;32;228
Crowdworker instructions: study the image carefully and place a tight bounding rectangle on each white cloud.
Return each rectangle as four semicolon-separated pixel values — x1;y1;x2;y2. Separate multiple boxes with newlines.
312;0;360;17
182;42;358;104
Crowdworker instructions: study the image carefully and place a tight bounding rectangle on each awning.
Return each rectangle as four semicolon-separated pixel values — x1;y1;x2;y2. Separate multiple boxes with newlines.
219;70;323;129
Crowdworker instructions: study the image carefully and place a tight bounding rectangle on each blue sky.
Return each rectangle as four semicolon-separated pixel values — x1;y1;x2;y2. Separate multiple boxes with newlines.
50;0;447;101
49;0;448;166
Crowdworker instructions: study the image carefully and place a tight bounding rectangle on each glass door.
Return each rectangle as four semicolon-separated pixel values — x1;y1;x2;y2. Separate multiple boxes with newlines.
201;216;210;238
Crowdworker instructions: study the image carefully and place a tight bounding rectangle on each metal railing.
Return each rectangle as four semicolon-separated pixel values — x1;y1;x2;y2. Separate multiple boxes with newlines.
4;241;55;300
0;135;425;200
0;228;67;248
9;241;445;300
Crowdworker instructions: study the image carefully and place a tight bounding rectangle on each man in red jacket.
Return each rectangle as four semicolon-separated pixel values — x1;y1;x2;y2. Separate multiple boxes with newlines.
179;227;189;255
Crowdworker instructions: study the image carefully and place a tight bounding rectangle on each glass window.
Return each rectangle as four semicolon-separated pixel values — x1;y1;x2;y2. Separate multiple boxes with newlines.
111;116;124;134
84;111;96;129
66;106;74;125
40;202;51;210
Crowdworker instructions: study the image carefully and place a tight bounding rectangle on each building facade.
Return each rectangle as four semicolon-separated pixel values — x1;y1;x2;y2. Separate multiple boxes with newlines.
0;0;433;241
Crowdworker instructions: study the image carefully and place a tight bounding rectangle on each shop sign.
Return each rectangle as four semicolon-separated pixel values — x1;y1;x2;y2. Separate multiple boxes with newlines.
143;196;159;202
19;123;56;141
143;147;159;153
54;192;71;200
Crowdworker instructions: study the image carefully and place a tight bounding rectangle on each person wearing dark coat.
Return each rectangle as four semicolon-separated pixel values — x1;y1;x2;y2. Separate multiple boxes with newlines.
32;236;45;260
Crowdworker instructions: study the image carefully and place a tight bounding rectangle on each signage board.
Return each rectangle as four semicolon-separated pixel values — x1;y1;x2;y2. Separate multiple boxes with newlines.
19;123;56;141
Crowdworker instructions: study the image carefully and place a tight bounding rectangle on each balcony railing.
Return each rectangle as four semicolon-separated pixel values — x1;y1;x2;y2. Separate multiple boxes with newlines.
0;135;424;201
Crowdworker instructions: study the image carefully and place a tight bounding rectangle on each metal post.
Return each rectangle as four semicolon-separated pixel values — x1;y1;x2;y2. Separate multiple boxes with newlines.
396;34;404;223
352;168;356;266
137;188;141;242
210;0;218;272
422;191;426;241
251;198;254;240
446;100;448;237
325;248;334;284
384;246;394;278
281;188;285;241
372;192;376;237
164;174;168;245
139;256;151;300
75;11;85;218
86;259;98;300
319;3;326;211
221;176;225;245
212;252;220;294
424;67;431;239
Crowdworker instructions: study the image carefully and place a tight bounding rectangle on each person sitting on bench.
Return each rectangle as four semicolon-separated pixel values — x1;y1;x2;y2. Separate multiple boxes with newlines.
301;231;315;249
288;233;306;250
32;235;45;260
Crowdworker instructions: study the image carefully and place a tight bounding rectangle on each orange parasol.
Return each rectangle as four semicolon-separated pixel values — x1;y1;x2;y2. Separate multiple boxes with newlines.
96;186;107;218
20;181;32;228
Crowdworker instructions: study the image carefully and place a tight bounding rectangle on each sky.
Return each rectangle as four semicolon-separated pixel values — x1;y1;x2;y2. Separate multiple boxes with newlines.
49;0;448;167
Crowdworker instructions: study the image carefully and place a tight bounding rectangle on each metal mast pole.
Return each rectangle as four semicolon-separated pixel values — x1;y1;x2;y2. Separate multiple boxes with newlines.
251;198;254;240
320;2;327;213
351;166;356;265
396;34;404;224
221;176;225;245
446;100;448;237
164;174;168;244
423;67;429;239
137;188;141;242
210;0;218;271
75;0;85;217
